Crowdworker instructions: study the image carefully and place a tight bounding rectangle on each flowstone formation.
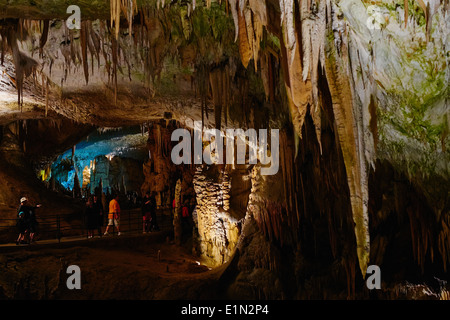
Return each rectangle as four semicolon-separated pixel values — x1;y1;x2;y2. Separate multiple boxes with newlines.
0;0;448;299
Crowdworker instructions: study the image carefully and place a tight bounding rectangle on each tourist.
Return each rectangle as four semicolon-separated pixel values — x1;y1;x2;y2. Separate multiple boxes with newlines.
104;194;121;235
16;197;41;245
28;204;40;243
149;192;159;232
141;192;152;233
172;197;177;219
84;197;97;239
16;198;29;245
181;200;191;235
93;194;104;237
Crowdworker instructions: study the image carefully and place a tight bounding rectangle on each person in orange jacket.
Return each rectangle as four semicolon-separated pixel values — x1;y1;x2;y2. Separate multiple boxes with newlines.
104;194;121;235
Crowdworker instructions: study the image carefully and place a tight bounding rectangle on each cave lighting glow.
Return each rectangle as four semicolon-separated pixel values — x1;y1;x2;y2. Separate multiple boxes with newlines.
50;126;149;192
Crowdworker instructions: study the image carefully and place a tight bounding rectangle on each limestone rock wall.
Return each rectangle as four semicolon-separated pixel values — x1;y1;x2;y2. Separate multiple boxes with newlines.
87;155;144;195
193;165;246;267
140;120;196;206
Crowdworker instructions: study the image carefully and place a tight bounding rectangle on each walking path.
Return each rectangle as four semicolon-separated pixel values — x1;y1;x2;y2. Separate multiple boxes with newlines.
0;210;173;253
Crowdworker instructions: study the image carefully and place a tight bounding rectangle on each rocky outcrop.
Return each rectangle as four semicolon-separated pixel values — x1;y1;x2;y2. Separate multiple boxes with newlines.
193;165;244;267
87;155;144;195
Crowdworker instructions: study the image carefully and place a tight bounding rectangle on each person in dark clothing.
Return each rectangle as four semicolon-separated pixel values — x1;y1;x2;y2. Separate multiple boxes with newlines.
93;195;104;237
149;192;159;232
141;192;152;233
28;207;39;243
85;197;97;238
181;200;192;237
16;197;41;244
16;208;29;245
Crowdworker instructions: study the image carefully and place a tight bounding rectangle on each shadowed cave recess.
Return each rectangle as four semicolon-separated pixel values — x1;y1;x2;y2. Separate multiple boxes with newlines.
0;0;448;300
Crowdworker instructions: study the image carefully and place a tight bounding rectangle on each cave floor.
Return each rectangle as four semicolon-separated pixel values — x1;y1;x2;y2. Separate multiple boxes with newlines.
0;230;225;300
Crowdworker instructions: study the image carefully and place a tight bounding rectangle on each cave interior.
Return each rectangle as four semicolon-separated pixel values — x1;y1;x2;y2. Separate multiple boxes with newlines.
0;0;449;300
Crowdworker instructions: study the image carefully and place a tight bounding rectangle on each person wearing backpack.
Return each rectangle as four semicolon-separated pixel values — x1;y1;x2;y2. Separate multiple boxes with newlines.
16;197;41;244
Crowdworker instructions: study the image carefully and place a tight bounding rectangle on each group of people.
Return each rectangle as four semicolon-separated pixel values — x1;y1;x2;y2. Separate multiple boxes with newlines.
85;191;159;237
84;194;106;238
15;191;161;244
84;193;124;237
16;197;41;245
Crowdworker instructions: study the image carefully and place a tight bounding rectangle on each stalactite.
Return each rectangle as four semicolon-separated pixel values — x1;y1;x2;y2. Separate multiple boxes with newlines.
279;0;312;139
69;27;76;67
210;68;221;130
260;51;270;102
84;21;96;75
323;12;370;277
5;26;38;111
99;22;111;85
309;1;327;154
111;33;119;105
80;21;89;85
237;7;252;68
0;30;5;66
45;76;49;117
110;0;138;40
209;65;231;131
223;65;230;128
89;22;101;71
126;0;137;37
111;0;122;40
368;94;378;152
243;7;255;68
39;20;49;58
280;130;296;219
228;0;239;42
195;62;210;129
404;0;409;27
300;0;311;82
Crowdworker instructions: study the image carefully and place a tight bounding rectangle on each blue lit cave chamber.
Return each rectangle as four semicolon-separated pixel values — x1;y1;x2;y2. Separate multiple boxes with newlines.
43;126;149;201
